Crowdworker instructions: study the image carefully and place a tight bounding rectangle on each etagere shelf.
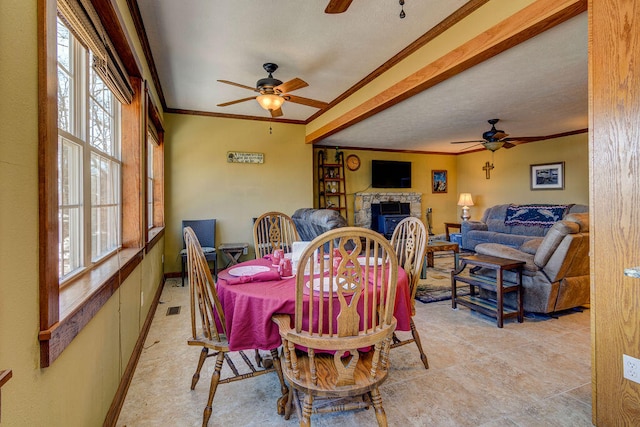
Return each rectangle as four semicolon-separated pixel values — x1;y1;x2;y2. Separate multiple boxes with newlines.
317;150;348;219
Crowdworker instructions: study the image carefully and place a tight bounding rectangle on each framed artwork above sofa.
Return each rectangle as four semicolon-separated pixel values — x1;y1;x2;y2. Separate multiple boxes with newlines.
530;162;564;190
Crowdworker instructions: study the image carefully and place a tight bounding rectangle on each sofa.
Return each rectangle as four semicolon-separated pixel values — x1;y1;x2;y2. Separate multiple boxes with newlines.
471;212;590;313
292;208;348;241
461;203;588;251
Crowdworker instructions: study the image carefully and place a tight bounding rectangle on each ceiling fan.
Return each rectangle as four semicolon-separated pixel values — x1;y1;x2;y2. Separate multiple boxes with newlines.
450;119;533;152
325;0;406;18
325;0;354;13
217;63;328;118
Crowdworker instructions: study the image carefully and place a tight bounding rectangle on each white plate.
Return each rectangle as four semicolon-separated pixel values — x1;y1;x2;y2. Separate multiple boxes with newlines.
228;265;271;277
305;277;355;293
306;277;338;293
357;256;384;266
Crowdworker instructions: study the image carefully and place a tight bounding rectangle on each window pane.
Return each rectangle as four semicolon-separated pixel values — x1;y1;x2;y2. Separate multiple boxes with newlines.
57;19;72;133
59;135;83;278
91;153;120;260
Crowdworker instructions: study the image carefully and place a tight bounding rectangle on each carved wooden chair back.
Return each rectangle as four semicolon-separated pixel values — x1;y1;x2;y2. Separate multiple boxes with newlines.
253;211;300;258
272;227;398;426
185;226;283;426
390;216;428;311
184;226;226;343
389;217;430;370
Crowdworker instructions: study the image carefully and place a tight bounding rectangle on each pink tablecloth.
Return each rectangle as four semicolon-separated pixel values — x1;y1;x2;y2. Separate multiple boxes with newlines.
216;258;412;351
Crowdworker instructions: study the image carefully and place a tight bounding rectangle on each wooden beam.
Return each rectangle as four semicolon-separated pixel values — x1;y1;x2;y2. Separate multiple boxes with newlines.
306;0;587;144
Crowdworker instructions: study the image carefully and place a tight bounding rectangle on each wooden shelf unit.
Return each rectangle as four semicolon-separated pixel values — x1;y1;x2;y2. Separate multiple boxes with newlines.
317;150;348;219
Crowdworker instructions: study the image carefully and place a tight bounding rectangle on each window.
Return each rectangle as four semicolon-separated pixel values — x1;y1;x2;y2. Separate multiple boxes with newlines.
39;0;146;367
147;133;155;229
57;18;122;282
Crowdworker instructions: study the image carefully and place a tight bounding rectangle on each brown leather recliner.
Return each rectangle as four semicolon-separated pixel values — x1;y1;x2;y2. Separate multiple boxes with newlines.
472;213;590;313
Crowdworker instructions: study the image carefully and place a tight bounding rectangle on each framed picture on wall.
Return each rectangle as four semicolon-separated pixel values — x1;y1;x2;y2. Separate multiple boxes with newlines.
530;162;565;190
432;170;447;193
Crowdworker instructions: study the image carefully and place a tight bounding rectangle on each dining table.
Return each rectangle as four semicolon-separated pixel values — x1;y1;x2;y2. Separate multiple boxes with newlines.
215;256;413;352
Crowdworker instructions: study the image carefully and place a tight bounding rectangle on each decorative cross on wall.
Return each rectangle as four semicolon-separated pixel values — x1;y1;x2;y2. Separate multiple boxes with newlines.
483;161;495;179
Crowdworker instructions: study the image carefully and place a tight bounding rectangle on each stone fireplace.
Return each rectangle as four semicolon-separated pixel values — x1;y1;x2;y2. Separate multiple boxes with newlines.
354;192;422;229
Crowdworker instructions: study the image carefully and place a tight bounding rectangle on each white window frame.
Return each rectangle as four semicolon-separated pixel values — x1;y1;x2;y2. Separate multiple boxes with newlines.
57;17;122;284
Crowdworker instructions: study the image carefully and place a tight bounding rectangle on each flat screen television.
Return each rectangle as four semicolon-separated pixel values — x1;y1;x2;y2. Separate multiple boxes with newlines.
371;160;412;188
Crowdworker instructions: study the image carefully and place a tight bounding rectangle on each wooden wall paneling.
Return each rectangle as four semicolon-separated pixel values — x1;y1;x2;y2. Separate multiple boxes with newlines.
589;0;640;424
37;0;60;330
121;77;144;248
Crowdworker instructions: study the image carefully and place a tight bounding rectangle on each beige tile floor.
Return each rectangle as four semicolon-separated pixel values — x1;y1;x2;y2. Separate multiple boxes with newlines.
117;278;593;426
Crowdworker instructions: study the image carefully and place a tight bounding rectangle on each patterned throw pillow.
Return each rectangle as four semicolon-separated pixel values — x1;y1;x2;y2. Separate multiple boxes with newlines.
504;204;570;227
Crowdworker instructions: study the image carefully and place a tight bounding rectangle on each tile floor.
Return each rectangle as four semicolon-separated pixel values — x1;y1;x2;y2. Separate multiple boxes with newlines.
117;278;593;426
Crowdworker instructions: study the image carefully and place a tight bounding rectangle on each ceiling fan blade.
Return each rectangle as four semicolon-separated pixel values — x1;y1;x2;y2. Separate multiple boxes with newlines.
270;107;283;118
217;96;257;107
275;78;308;94
503;136;544;143
459;143;484;152
217;80;258;92
450;139;485;144
502;142;516;149
285;95;328;109
493;131;509;140
325;0;353;13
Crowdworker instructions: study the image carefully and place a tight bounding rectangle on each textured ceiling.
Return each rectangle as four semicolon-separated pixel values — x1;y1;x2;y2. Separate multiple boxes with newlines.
135;1;588;153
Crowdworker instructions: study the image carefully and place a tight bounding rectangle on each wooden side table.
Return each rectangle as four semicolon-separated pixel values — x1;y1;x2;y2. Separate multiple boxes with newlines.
421;240;459;279
444;222;461;241
451;254;524;328
219;243;249;269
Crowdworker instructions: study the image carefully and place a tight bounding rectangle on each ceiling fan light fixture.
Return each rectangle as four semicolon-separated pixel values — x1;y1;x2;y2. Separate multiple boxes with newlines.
256;94;284;111
483;141;505;152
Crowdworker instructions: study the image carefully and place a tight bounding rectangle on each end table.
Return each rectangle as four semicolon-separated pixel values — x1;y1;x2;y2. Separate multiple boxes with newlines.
219;243;249;269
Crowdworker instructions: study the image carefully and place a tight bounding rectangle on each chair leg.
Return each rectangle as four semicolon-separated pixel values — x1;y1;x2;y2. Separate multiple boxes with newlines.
202;351;225;427
370;387;388;427
301;392;313;427
182;255;186;286
410;318;429;369
191;347;209;390
270;348;289;416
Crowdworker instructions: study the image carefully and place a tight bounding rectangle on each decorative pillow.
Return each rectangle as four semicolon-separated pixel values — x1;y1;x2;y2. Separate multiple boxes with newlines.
504;204;569;228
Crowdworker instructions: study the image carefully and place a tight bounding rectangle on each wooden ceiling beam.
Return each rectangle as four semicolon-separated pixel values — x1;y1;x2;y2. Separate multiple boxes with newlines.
305;0;587;144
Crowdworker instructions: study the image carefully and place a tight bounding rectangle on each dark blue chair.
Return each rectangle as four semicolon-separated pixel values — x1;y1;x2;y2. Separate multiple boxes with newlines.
181;219;217;285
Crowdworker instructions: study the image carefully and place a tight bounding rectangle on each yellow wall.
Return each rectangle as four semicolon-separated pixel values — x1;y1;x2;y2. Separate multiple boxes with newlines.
0;1;165;425
314;148;459;234
455;133;589;219
163;114;312;272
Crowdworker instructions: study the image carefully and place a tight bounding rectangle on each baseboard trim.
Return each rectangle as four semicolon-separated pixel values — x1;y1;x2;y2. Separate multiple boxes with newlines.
103;276;165;426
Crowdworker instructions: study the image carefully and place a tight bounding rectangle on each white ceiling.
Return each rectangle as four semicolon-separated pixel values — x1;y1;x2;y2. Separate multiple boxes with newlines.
135;0;588;154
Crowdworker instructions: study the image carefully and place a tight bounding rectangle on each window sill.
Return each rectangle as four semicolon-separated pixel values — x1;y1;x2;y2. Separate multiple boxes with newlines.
146;226;164;253
39;247;144;367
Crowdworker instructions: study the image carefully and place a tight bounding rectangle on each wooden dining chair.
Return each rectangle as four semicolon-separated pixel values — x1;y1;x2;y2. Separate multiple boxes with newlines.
390;216;429;369
184;226;286;426
253;211;300;258
272;227;399;426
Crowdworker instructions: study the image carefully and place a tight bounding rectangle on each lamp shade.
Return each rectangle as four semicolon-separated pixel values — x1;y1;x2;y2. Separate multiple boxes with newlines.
483;141;504;152
256;94;284;111
457;193;474;207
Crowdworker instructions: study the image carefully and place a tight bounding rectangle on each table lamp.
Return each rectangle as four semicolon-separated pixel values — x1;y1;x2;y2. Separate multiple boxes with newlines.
457;193;474;221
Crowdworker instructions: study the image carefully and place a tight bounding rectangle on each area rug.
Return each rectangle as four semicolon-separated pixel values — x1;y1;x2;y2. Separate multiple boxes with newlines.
415;253;470;304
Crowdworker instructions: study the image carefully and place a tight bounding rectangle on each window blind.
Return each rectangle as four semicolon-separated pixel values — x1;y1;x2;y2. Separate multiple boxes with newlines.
57;0;134;104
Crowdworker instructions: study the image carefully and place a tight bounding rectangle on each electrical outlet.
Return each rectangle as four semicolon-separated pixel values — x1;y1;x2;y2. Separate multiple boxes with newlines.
623;354;640;384
243;247;248;255
141;291;144;307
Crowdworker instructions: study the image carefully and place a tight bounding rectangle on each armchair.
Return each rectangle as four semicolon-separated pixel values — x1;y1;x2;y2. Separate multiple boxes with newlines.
472;213;589;313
